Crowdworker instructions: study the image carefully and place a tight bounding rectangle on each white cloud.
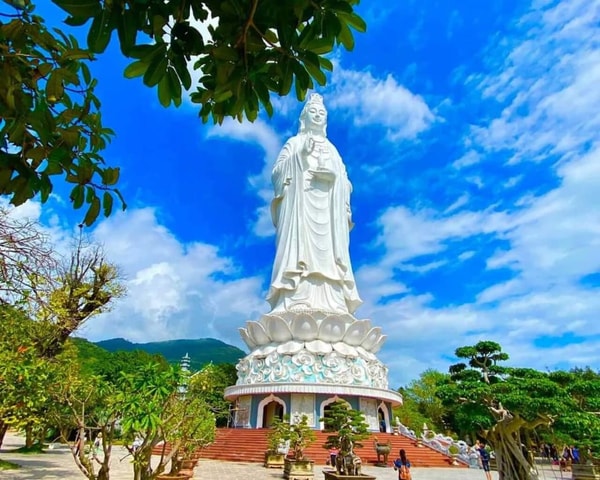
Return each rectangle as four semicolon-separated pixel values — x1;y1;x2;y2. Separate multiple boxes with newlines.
328;68;435;140
452;150;480;169
457;250;475;261
376;206;507;266
503;175;523;188
444;193;470;213
2;201;266;350
83;208;265;347
468;0;600;164
357;0;600;385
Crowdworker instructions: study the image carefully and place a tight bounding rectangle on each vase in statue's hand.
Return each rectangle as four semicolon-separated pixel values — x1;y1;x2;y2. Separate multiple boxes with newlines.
309;165;335;181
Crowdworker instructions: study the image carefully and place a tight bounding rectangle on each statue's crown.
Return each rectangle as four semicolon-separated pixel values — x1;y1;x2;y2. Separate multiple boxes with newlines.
306;93;324;106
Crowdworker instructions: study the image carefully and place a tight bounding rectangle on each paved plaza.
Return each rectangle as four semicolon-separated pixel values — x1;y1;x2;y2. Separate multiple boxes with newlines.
1;432;571;480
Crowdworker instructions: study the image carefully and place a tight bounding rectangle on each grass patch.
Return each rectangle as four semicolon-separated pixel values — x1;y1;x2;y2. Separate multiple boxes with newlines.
0;458;21;470
12;443;46;454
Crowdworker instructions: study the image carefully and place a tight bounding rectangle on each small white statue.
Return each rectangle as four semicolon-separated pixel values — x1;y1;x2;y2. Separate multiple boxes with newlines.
267;93;362;315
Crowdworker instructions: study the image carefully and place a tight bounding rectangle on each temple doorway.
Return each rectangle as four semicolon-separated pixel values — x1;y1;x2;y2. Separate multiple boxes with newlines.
378;407;386;432
262;401;284;428
322;403;335;431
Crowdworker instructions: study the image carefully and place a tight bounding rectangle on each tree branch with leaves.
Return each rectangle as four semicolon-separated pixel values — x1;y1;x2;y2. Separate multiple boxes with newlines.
438;341;588;480
1;0;366;223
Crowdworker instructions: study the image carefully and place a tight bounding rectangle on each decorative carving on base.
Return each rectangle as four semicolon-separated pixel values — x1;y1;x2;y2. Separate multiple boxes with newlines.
236;348;389;389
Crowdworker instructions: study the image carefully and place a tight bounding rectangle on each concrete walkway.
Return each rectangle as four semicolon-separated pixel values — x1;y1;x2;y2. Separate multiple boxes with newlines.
0;432;569;480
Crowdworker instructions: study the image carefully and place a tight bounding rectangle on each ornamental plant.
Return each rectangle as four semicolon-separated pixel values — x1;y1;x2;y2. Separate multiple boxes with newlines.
321;401;369;457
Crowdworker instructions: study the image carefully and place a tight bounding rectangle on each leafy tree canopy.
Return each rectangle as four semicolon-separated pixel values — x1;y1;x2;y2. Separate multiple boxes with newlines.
188;362;237;427
69;337;169;384
321;400;369;453
0;304;77;447
1;0;366;224
395;369;449;435
116;363;215;480
438;341;600;480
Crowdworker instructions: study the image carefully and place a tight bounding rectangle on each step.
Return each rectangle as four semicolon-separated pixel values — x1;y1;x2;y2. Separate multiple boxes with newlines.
153;429;465;468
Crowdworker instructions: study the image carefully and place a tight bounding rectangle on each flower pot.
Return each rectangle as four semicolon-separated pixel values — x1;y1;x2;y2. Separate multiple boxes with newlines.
572;464;600;480
323;472;376;480
180;459;197;470
264;451;285;469
284;458;314;480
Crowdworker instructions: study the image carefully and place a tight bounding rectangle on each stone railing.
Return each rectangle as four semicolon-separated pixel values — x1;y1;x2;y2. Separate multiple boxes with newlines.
392;419;476;467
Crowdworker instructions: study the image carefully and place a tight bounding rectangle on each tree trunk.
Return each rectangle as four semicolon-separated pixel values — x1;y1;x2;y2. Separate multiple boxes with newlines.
133;451;156;480
97;464;110;480
25;423;34;448
0;420;8;448
487;418;537;480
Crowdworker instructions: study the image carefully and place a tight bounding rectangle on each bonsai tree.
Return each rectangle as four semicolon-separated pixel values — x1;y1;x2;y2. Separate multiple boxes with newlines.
267;416;289;454
287;415;317;461
264;416;289;468
321;401;370;474
437;341;600;480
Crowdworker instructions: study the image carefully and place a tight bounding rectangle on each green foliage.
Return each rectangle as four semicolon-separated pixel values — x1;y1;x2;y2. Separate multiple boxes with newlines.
0;1;124;225
0;213;124;360
35;239;125;359
72;337;237;434
267;415;316;460
95;337;245;370
116;363;216;479
0;305;74;441
188;362;238;427
321;401;369;455
0;458;21;469
70;337;169;384
51;0;366;123
289;415;316;461
394;369;449;435
546;368;600;453
267;415;288;452
1;0;366;221
450;340;509;384
439;341;600;480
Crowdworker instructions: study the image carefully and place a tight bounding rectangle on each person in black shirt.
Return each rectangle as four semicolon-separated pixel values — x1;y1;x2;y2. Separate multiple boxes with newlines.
476;440;492;480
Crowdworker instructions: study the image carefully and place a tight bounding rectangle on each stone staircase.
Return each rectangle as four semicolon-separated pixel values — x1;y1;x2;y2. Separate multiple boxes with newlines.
168;429;465;467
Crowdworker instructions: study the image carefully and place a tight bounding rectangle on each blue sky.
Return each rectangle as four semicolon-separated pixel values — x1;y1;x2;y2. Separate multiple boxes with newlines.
8;0;600;387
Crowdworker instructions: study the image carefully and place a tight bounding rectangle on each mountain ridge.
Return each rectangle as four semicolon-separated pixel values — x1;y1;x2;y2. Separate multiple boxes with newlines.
95;337;246;370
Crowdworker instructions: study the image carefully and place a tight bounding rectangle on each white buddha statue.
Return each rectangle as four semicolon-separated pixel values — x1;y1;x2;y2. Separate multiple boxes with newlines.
267;94;362;315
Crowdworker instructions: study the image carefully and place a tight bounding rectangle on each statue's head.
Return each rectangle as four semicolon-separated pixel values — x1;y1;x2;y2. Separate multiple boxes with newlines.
299;93;327;135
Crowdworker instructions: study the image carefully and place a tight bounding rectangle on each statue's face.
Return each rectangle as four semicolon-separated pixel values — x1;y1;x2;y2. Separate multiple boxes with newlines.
305;104;327;129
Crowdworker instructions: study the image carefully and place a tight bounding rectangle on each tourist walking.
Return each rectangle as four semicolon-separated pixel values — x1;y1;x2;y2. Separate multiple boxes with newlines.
476;440;493;480
393;449;412;480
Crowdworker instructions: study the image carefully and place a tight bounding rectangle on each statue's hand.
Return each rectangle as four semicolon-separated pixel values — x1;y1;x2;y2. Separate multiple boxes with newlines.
303;135;315;155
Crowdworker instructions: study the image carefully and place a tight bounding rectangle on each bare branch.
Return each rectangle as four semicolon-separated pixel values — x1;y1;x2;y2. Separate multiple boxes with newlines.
0;208;58;309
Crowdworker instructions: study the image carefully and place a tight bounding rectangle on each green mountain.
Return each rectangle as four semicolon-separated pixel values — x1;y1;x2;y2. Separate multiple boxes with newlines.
94;337;246;370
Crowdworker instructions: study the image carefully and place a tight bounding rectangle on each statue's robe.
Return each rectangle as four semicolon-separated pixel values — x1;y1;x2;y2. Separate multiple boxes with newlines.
267;133;362;314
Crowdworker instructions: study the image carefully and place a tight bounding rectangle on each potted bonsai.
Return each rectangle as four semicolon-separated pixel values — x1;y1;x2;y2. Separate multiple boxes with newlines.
264;416;289;469
321;401;375;479
282;414;317;480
